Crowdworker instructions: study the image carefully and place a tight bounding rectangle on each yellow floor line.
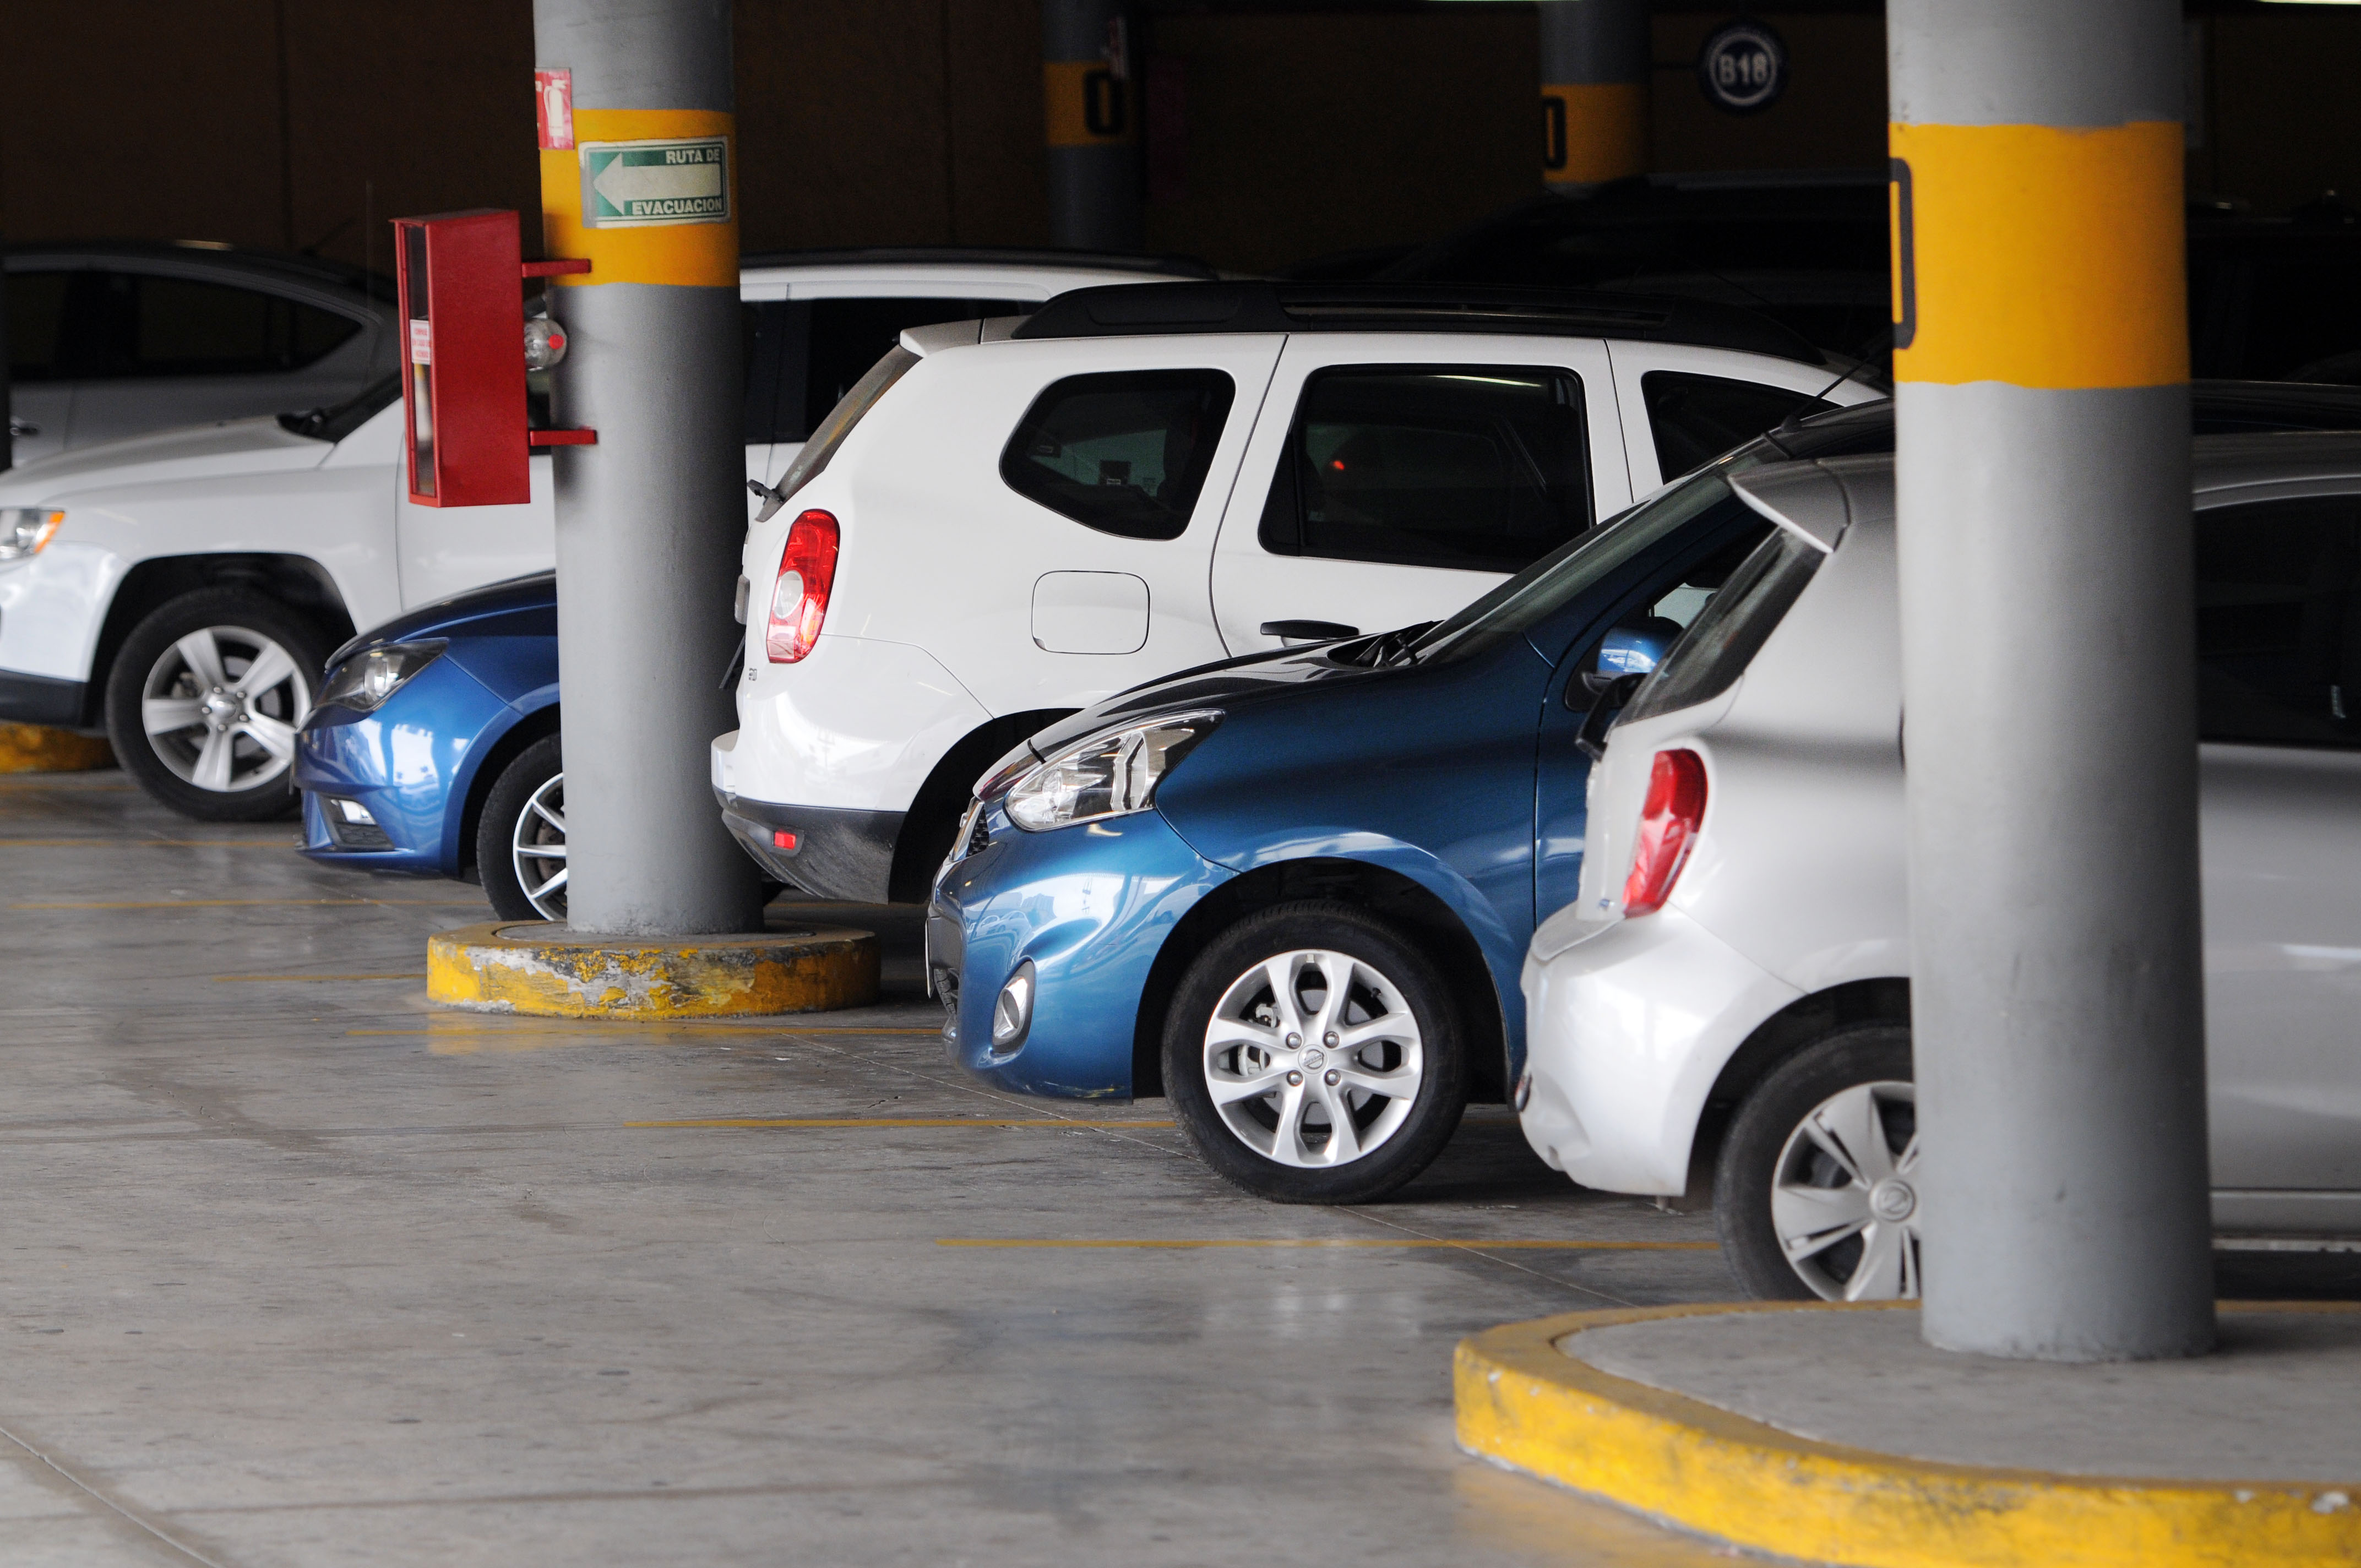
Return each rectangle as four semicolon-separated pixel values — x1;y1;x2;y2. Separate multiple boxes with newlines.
629;1117;1177;1129
0;838;287;848
937;1238;1720;1250
216;973;428;983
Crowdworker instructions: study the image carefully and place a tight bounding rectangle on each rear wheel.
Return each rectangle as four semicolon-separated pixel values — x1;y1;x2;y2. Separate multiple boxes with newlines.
105;589;329;821
1164;902;1467;1204
1713;1025;1919;1302
476;736;567;922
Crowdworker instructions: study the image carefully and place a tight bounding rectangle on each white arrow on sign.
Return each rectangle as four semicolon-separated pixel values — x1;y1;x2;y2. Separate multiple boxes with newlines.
593;157;723;211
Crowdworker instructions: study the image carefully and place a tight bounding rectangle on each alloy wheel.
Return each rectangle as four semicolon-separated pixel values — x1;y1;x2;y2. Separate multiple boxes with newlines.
512;771;568;920
138;625;309;794
1200;949;1424;1168
1771;1079;1921;1301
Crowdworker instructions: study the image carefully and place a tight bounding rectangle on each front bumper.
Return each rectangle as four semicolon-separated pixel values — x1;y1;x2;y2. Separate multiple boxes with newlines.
293;656;516;876
1517;905;1802;1195
931;802;1230;1100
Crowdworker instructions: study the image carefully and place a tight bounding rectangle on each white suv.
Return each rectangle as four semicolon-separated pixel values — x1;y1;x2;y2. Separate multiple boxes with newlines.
712;281;1879;901
0;249;1202;819
1518;441;2361;1302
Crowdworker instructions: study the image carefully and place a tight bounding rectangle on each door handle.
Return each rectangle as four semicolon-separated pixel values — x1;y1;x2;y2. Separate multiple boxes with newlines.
7;418;37;438
1260;619;1359;642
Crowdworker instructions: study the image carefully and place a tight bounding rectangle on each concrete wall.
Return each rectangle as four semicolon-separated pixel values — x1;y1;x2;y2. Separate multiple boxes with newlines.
2;5;2355;276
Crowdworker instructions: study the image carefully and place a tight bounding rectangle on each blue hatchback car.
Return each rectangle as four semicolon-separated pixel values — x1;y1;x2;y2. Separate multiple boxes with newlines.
929;384;2361;1204
295;573;565;920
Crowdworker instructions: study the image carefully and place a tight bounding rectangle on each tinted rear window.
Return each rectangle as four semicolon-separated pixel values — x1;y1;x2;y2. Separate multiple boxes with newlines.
1000;370;1235;541
1643;371;1835;480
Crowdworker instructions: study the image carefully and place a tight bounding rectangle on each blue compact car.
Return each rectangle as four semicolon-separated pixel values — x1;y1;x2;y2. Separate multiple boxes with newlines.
295;573;564;920
931;384;2361;1204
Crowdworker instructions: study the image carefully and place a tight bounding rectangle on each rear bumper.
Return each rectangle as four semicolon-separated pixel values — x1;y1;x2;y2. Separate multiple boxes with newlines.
716;790;904;902
0;670;86;726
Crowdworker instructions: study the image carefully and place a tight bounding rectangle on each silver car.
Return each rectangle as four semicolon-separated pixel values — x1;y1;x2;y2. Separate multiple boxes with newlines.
6;243;395;464
1518;433;2361;1300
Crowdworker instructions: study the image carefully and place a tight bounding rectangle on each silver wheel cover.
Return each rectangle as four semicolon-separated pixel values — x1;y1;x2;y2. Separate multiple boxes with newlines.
1201;948;1424;1168
512;771;568;920
139;625;309;794
1771;1079;1922;1302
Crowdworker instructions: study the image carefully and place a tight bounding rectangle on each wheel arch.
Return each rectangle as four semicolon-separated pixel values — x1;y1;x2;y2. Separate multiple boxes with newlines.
884;707;1076;903
1691;976;1912;1175
1129;856;1508;1104
86;554;356;726
454;702;562;875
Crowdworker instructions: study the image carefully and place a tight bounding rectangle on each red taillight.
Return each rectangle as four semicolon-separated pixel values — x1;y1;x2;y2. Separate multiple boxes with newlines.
765;509;840;663
1622;749;1707;917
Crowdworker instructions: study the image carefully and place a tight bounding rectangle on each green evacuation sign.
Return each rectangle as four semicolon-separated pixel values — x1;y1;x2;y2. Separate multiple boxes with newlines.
579;138;730;227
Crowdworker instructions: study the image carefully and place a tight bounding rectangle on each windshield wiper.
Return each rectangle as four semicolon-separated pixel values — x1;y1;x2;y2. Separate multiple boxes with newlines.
1353;620;1438;668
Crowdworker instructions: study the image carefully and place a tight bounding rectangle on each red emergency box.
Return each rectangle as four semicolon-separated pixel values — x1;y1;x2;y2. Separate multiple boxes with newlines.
394;209;592;507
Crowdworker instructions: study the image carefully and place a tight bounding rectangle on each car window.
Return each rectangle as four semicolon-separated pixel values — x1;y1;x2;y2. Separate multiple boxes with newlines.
90;272;363;378
2196;495;2361;749
798;297;1029;441
1622;523;1823;724
1642;371;1835;480
1000;369;1236;541
7;270;79;382
1259;366;1590;574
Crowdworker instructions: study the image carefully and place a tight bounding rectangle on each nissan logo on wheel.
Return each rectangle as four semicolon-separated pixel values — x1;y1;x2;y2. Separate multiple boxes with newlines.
1697;20;1787;116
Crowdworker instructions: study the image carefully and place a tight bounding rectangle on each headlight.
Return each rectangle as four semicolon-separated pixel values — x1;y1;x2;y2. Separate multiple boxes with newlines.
0;509;63;560
1004;710;1222;832
317;640;447;714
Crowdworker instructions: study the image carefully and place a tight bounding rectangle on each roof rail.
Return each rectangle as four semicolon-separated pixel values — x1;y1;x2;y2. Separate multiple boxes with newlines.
1011;281;1825;365
739;244;1216;279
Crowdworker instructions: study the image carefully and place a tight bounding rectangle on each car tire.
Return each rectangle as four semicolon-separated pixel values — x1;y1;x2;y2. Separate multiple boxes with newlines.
105;589;331;822
1163;901;1468;1205
1714;1025;1919;1302
476;736;567;922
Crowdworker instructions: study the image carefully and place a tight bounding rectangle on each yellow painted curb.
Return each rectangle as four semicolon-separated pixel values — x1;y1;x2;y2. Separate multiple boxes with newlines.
1456;1300;2361;1568
428;921;878;1018
0;725;115;774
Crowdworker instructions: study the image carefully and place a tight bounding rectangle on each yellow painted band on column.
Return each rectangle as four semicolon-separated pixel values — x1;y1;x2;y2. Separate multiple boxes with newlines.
1890;120;2186;389
1542;84;1646;186
1045;60;1135;148
540;108;738;288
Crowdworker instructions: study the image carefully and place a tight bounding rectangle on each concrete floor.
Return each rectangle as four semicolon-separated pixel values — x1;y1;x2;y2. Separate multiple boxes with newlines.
0;770;1753;1568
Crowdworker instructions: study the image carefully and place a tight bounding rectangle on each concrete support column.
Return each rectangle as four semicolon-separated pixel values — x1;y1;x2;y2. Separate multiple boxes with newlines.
534;0;765;937
1539;0;1650;190
1043;0;1141;251
1890;0;2214;1360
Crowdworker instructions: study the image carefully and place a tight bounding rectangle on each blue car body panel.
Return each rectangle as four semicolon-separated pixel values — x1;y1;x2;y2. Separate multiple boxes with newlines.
936;497;1777;1103
295;573;558;876
942;803;1231;1098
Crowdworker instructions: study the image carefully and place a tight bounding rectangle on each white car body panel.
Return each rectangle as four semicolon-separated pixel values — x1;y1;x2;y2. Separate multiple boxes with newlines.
723;633;989;813
1521;451;2361;1229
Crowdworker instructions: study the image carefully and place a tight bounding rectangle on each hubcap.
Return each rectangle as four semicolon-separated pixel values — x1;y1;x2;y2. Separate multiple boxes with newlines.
512;771;568;921
1770;1079;1921;1302
139;626;308;793
1200;948;1423;1168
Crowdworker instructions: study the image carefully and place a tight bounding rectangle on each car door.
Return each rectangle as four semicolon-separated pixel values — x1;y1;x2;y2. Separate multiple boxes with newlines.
396;454;557;610
1207;334;1629;658
4;266;82;464
2190;488;2361;1211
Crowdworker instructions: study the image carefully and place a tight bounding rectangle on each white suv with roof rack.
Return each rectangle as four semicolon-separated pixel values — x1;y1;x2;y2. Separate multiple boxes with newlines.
711;280;1880;902
0;248;1200;820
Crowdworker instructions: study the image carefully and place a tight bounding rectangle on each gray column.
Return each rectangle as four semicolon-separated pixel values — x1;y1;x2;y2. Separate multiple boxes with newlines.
535;0;765;937
1043;0;1141;252
1890;0;2214;1360
1538;0;1650;190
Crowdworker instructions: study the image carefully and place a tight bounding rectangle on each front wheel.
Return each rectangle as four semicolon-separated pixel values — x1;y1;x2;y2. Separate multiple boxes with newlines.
105;589;330;821
1713;1025;1919;1302
1163;902;1468;1205
476;736;567;922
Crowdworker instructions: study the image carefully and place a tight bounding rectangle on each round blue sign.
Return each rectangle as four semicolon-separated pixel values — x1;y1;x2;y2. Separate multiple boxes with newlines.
1697;20;1788;116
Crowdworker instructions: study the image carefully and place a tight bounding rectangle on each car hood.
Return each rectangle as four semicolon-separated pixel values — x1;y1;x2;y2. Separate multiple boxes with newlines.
329;572;557;667
1020;641;1383;761
0;415;329;503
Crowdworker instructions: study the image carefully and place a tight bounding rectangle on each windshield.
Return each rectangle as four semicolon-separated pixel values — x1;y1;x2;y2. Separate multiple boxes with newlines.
279;375;400;444
761;345;920;518
1402;445;1777;666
